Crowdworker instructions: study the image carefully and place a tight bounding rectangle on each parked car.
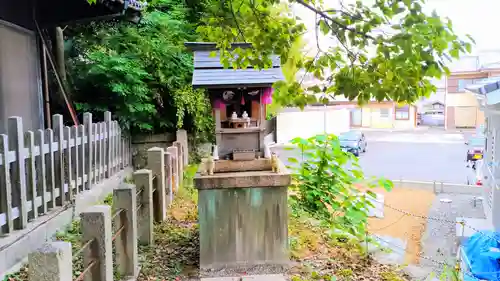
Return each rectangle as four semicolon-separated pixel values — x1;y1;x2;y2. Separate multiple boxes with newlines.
466;159;484;186
466;137;486;163
338;131;367;157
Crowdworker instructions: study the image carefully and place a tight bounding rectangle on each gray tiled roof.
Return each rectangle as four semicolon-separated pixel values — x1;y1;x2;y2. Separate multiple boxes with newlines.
185;42;284;88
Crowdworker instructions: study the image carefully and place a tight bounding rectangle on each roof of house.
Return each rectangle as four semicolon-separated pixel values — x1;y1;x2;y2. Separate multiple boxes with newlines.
184;42;284;88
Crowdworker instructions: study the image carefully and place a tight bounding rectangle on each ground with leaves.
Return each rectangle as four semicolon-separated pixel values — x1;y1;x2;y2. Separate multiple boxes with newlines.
135;184;410;281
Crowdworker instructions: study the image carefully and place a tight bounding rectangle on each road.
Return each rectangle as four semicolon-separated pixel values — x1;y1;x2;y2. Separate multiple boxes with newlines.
271;130;470;184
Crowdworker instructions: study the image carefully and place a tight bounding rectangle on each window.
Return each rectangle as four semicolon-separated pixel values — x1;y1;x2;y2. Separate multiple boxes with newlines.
395;105;409;120
379;108;390;118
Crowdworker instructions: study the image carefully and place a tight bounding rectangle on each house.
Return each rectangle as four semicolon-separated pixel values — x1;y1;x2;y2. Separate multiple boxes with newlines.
445;53;500;130
0;0;144;133
331;100;417;130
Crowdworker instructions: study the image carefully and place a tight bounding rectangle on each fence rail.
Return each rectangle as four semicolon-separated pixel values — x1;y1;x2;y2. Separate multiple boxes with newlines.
0;111;132;235
27;143;187;281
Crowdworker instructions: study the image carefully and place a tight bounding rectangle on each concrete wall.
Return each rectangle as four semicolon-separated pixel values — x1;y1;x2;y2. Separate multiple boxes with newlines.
276;106;350;144
197;186;288;269
0;21;43;134
132;133;175;169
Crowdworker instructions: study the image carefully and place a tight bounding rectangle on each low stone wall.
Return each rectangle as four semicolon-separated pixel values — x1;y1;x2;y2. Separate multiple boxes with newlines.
132;133;175;169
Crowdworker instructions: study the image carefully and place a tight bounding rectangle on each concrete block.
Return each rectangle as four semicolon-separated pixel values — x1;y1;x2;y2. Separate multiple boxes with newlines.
167;146;179;193
80;205;113;281
113;184;139;278
147;147;166;221
29;242;72;281
133;169;154;245
176;129;189;165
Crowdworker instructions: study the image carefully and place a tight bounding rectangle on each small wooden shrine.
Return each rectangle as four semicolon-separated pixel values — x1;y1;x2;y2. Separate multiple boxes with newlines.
185;42;284;161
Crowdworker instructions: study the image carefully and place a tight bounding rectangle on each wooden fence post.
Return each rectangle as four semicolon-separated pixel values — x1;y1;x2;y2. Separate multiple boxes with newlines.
28;242;72;281
35;129;47;215
80;205;113;281
64;126;73;201
25;131;37;220
46;128;56;209
52;114;65;206
167;146;178;193
0;134;13;234
104;111;112;178
83;113;93;190
147;147;166;221
134;169;154;245
8;117;27;229
113;183;139;278
78;125;86;193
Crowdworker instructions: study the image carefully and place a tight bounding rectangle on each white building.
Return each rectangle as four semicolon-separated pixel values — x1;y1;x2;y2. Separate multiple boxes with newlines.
465;79;500;232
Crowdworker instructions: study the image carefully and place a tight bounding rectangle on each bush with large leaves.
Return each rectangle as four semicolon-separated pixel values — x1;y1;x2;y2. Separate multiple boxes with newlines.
66;0;213;141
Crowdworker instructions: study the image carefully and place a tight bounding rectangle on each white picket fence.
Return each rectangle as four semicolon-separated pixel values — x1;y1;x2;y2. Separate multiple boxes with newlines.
0;111;131;235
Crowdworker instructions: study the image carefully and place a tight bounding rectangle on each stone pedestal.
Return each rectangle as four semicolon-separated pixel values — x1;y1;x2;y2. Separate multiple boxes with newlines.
194;161;291;270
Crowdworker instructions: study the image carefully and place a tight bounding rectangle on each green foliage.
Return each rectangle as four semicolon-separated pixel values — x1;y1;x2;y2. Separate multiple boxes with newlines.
197;0;474;107
288;134;393;238
67;0;213;138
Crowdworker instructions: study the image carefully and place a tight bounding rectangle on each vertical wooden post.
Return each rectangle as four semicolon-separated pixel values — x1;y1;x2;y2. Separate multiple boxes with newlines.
0;134;13;234
104;112;112;178
83;113;93;190
52;114;65;206
8;117;28;229
72;126;79;196
93;123;98;184
35;130;47;215
65;126;73;201
46;129;56;209
25;131;37;220
78;125;86;192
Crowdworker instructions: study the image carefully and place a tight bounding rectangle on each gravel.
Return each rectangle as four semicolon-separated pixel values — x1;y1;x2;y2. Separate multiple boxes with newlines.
419;193;486;271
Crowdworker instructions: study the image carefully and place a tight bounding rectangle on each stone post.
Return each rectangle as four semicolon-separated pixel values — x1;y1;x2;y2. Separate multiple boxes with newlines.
28;242;72;281
167;146;179;193
113;183;139;278
173;141;184;188
134;169;154;245
80;205;113;281
147;147;166;221
164;151;173;203
176;129;189;165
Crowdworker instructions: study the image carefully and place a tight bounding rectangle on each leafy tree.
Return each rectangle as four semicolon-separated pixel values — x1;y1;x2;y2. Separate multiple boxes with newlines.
288;134;392;238
196;0;472;107
66;0;213;141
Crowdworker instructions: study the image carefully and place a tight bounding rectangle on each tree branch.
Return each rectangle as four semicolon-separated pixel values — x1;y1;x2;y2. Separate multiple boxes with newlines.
294;0;375;41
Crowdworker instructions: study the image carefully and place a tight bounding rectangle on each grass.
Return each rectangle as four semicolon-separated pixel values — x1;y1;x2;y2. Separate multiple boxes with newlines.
285;207;410;281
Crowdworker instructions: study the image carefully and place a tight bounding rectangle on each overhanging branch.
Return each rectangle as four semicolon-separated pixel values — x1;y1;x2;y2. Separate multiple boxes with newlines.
294;0;376;41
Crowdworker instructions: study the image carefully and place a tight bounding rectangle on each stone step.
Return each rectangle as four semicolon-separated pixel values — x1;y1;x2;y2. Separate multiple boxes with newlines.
201;274;286;281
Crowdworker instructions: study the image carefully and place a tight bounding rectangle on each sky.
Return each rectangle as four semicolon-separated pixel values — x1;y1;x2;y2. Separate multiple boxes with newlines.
424;0;500;53
293;0;500;54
